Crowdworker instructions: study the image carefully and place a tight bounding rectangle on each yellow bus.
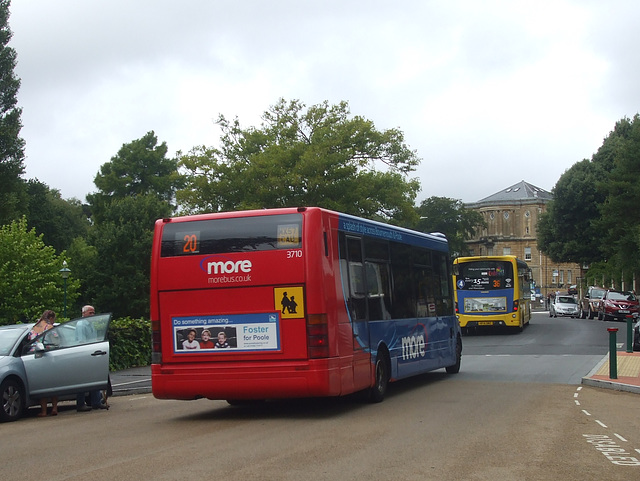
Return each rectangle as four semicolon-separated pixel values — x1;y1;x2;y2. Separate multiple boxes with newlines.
453;255;532;333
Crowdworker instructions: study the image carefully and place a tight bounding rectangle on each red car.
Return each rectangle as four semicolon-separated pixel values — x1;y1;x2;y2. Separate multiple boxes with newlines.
598;290;640;321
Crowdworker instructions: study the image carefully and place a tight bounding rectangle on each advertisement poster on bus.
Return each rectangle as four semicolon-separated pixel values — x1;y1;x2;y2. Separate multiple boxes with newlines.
172;313;280;353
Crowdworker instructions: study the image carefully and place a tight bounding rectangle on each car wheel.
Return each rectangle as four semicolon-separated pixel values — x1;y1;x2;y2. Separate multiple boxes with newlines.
598;311;603;321
589;308;595;319
0;378;25;423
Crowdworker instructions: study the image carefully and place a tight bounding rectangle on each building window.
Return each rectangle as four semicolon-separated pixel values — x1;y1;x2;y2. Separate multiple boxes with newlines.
503;247;511;255
524;247;531;261
560;270;564;285
503;211;509;219
487;246;493;256
568;270;572;284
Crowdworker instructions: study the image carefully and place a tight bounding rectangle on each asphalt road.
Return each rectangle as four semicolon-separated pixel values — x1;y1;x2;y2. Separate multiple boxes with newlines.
5;312;640;480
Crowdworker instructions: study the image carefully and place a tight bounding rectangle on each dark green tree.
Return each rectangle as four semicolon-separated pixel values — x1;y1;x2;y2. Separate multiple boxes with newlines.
0;0;26;225
25;179;90;253
84;132;180;318
537;159;605;265
414;197;486;257
87;195;171;318
88;130;183;222
178;99;421;224
596;115;640;282
537;115;640;287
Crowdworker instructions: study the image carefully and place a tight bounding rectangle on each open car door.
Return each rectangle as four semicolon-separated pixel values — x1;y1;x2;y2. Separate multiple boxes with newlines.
22;313;112;399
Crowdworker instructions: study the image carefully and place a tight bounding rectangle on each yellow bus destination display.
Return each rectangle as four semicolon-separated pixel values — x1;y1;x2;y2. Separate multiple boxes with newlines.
277;224;301;248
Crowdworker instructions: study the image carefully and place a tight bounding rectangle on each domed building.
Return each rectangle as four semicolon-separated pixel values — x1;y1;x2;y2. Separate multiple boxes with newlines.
464;180;582;305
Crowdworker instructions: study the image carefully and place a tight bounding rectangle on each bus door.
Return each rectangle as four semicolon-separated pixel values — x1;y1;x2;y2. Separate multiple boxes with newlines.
340;235;371;384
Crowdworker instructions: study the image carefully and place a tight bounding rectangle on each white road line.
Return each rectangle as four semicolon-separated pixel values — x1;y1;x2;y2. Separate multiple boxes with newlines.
112;378;151;387
582;410;591;416
596;420;608;428
614;433;628;442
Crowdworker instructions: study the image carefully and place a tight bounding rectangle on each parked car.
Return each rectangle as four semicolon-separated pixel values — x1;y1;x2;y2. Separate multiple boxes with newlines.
597;290;640;321
579;286;607;319
0;313;111;422
550;294;579;318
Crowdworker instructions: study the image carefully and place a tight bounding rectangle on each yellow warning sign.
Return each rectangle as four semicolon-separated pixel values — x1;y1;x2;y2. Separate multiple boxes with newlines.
274;287;304;318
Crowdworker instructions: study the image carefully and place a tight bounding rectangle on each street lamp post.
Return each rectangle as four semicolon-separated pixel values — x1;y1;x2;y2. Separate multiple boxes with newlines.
59;260;71;318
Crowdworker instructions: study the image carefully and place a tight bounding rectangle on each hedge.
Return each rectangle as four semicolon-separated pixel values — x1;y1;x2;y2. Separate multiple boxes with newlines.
108;317;151;371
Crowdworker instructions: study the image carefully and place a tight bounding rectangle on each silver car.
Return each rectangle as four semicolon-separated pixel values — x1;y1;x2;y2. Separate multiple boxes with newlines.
550;295;579;318
0;313;111;422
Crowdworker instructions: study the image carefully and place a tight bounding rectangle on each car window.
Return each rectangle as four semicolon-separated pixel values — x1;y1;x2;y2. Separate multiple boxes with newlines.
0;328;28;356
607;291;635;301
558;296;576;304
32;313;112;351
591;289;606;299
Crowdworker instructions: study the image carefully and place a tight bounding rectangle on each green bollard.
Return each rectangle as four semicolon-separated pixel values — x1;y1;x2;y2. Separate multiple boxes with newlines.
608;328;618;379
626;315;634;353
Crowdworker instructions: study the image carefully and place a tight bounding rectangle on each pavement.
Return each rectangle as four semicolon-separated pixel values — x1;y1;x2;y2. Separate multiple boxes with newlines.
108;351;640;398
582;350;640;394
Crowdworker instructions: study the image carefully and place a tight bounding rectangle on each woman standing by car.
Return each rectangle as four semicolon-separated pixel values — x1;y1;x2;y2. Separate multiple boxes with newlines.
29;310;59;417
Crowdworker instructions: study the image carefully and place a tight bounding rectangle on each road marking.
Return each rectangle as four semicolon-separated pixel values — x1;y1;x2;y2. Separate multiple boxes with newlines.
582;410;591;416
596;420;608;428
112;378;151;387
614;433;628;442
583;435;640;466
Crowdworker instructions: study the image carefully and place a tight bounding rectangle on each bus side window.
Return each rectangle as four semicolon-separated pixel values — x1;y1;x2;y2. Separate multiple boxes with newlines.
390;242;415;319
339;233;367;321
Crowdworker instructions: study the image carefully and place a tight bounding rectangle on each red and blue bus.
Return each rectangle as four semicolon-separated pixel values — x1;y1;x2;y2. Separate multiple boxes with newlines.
150;207;462;403
453;255;532;333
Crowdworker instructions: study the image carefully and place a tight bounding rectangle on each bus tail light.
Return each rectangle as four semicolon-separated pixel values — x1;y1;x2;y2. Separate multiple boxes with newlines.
151;319;162;364
455;302;459;314
307;314;329;359
512;300;519;312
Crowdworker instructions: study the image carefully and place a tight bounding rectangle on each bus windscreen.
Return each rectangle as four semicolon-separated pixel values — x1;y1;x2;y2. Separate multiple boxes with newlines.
456;260;514;290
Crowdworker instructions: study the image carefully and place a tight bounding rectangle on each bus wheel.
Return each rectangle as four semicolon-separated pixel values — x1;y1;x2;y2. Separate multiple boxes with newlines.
445;337;462;374
368;353;389;403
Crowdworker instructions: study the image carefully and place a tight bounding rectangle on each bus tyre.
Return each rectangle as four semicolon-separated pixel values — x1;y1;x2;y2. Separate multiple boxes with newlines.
445;337;462;374
0;378;24;423
368;353;389;403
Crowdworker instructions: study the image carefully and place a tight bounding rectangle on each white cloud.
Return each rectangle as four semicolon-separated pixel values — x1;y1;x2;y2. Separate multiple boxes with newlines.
9;0;640;203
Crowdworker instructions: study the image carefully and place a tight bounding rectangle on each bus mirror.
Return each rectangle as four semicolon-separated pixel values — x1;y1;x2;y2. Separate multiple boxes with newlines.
452;265;460;276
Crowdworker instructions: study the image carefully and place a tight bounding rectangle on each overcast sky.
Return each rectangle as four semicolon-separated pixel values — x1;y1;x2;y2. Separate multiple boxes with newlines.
8;0;640;205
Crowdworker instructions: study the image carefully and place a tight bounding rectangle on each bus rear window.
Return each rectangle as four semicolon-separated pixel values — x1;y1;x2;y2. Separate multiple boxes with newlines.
161;213;302;257
457;261;514;290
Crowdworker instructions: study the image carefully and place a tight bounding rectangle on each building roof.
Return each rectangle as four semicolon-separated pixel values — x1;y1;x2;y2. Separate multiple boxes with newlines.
467;180;553;207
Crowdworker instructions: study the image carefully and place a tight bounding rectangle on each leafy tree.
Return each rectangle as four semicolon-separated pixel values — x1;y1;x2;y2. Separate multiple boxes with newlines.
178;99;421;224
537;159;605;265
0;0;26;225
414;197;485;257
83;132;181;318
25;179;90;253
65;236;98;316
86;195;171;318
596;115;640;281
0;217;79;324
88;130;183;221
537;115;640;287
